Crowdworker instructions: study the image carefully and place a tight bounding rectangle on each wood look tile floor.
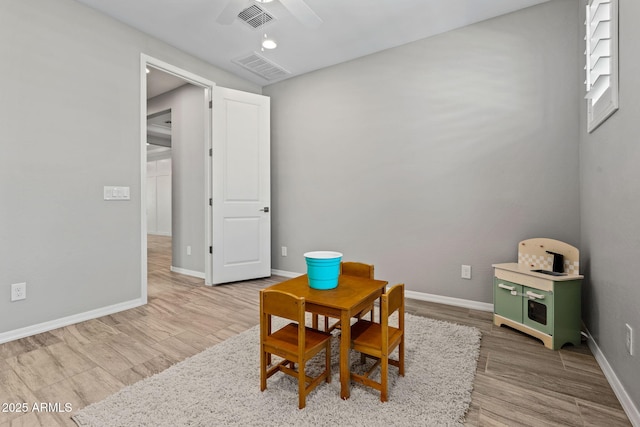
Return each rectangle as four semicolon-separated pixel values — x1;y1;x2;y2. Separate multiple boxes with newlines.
0;235;631;426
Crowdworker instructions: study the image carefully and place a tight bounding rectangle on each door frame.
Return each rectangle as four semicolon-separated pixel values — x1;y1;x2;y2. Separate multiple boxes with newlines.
139;54;216;301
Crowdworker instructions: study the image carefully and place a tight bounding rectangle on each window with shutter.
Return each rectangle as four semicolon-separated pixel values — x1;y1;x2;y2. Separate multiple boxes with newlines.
584;0;618;133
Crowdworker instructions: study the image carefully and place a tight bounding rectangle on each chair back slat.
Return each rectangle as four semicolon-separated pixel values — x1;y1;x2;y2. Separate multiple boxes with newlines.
341;261;375;279
261;290;303;322
387;283;404;316
381;283;404;334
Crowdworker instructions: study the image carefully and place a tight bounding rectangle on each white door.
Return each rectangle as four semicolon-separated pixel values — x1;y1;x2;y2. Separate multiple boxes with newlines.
210;87;270;284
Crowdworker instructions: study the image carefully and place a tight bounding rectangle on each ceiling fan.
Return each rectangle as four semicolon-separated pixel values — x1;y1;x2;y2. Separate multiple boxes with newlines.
216;0;323;29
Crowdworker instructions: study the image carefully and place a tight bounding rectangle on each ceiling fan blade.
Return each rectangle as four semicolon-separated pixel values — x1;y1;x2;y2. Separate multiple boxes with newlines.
216;0;251;25
279;0;323;29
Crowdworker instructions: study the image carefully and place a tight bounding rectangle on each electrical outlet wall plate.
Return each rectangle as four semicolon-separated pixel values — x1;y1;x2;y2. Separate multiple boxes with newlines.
461;265;472;279
11;282;26;301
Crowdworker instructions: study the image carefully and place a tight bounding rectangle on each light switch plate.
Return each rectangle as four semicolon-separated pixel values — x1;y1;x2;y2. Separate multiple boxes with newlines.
104;186;131;201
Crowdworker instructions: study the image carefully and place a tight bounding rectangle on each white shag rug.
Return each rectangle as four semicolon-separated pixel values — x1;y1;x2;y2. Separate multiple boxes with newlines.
73;314;481;427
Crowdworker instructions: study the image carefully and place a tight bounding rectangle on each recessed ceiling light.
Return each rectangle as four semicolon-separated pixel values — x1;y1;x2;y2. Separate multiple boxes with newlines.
262;39;277;49
255;0;274;3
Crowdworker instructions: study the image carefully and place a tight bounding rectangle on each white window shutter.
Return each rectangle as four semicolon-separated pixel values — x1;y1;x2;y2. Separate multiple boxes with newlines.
584;0;618;133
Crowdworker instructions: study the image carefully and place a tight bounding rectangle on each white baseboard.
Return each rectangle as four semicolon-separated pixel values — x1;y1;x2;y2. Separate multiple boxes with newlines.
170;266;206;279
270;269;493;312
0;297;146;345
148;231;171;237
584;328;640;426
404;290;494;312
271;269;300;278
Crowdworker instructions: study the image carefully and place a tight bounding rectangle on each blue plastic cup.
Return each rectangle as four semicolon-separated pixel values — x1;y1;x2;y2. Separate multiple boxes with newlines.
304;251;343;290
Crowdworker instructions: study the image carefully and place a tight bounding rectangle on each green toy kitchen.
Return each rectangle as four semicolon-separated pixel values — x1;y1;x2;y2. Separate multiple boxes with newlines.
493;238;583;350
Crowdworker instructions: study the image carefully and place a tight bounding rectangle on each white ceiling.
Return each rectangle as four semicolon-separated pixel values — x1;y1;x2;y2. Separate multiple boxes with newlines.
76;0;550;86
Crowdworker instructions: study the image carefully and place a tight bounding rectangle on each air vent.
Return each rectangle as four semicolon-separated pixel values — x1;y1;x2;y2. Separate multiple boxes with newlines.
238;5;274;29
233;52;291;81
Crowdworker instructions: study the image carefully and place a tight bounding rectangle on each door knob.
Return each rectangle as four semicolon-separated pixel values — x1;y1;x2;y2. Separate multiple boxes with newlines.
259;207;269;212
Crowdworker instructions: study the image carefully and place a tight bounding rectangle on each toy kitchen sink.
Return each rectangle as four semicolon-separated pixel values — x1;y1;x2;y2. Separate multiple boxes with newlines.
493;238;584;350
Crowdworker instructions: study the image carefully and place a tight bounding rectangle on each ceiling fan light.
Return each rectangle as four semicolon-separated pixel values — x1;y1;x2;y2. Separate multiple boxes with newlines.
262;39;277;49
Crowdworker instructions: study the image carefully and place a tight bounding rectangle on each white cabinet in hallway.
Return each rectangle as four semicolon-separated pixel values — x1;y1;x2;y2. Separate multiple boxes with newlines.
147;158;172;236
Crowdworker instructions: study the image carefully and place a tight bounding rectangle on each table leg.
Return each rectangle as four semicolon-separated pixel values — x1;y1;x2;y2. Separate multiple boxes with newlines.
340;310;351;399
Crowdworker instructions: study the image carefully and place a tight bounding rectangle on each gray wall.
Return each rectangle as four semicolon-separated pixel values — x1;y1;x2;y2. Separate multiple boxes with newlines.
148;85;206;274
579;0;640;408
0;0;259;335
264;0;580;303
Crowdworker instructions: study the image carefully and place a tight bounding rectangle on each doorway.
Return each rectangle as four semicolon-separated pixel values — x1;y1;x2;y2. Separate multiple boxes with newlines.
146;108;173;282
140;54;272;298
147;73;208;279
141;55;214;302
